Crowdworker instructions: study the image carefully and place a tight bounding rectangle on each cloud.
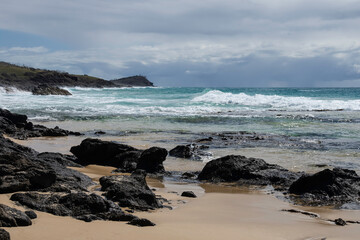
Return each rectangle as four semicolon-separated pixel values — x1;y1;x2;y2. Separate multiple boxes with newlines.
1;0;360;86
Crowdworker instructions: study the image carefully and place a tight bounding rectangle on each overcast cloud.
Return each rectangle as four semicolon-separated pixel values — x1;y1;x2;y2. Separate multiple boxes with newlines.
1;0;360;86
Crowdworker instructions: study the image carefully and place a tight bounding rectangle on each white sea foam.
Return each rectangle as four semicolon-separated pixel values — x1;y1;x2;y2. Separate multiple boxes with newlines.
192;90;360;111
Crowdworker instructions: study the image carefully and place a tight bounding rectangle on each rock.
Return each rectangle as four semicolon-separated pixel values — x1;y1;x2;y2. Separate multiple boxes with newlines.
289;168;360;206
100;170;162;210
334;218;347;226
169;144;211;160
198;155;300;188
111;76;154;87
169;145;193;158
181;191;197;198
0;229;10;240
37;152;81;168
70;138;140;167
137;147;168;173
0;109;27;125
281;209;319;218
0;135;92;193
95;131;106;135
0;108;81;140
25;211;37;219
0;204;32;227
10;192;135;222
71;138;167;174
127;218;156;227
32;84;72;95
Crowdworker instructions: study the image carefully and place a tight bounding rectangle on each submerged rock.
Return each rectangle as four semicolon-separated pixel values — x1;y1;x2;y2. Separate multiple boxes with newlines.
71;138;167;174
0;204;32;227
289;168;360;206
169;144;212;160
198;155;300;188
100;170;162;210
10;192;136;222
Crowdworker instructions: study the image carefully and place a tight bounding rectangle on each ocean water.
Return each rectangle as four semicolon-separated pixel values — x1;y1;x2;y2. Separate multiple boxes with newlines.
1;87;360;171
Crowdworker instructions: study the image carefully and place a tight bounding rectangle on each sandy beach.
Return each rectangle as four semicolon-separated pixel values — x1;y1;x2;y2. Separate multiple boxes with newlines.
2;135;360;240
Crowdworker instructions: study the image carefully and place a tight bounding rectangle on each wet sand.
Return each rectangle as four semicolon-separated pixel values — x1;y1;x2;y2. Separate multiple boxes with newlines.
2;136;360;240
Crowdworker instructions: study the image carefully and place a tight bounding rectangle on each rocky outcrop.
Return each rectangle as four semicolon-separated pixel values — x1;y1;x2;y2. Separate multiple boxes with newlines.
111;76;154;87
198;155;301;188
0;108;81;140
0;204;32;227
100;170;162;210
0;134;92;193
289;168;360;206
32;84;72;95
128;218;156;227
169;144;212;160
10;192;136;222
71;138;167;174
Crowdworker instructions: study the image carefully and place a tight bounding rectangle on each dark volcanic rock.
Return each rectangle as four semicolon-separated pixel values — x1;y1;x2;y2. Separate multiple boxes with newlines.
137;147;168;173
71;138;167;174
0;204;32;227
289;168;360;206
100;170;162;210
0;229;10;240
0;109;27;125
10;192;135;222
0;134;92;193
70;138;140;167
127;218;156;227
24;211;37;219
32;84;72;95
198;155;300;188
0;108;81;140
169;144;212;160
181;191;197;198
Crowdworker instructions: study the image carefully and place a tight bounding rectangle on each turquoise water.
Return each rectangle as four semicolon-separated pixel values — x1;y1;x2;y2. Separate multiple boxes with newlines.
1;87;360;141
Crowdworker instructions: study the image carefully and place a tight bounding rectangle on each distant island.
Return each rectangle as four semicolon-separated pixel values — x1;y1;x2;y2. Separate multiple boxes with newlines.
0;62;154;95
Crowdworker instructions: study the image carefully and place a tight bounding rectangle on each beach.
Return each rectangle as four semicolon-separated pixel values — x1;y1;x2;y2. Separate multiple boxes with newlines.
1;87;360;240
2;129;360;240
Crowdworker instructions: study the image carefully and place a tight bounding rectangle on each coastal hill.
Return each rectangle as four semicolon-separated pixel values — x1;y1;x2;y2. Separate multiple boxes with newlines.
0;62;153;94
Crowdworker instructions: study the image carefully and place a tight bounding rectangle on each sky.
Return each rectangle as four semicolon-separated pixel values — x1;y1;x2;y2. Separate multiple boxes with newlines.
1;0;360;87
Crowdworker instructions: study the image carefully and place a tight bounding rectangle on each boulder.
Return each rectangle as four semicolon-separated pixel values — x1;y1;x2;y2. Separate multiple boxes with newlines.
137;147;168;173
0;229;10;240
289;168;360;206
198;155;300;188
71;138;167;174
0;204;32;227
10;192;136;222
70;138;140;167
100;170;162;210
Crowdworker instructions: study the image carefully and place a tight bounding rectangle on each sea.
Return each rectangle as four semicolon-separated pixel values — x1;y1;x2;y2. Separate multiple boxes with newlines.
1;87;360;173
